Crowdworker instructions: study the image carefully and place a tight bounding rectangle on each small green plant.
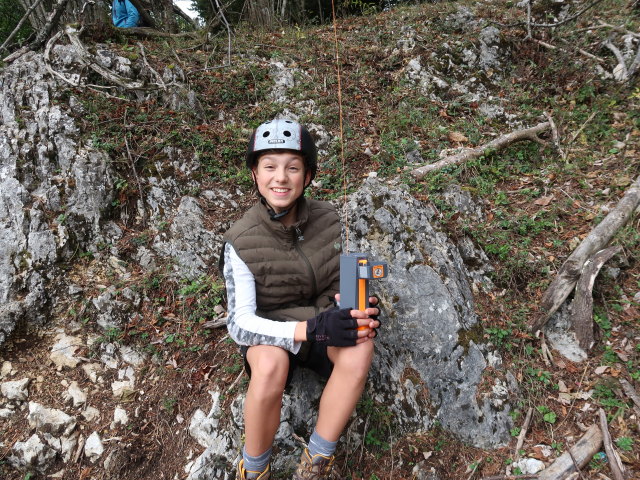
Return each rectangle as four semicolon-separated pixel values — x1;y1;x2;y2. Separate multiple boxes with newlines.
510;426;521;437
162;396;177;413
615;437;634;451
536;405;557;424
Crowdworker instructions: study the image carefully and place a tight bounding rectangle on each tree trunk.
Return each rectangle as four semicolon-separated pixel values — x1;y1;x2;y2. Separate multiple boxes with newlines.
246;0;275;27
17;0;109;34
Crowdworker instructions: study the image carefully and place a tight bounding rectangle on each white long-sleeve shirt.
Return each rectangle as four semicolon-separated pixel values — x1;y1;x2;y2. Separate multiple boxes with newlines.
223;242;302;354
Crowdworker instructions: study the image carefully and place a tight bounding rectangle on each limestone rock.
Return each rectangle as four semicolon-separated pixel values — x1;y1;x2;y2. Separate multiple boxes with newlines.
1;377;30;401
8;434;57;473
84;432;104;462
49;333;82;369
27;402;77;436
64;381;87;407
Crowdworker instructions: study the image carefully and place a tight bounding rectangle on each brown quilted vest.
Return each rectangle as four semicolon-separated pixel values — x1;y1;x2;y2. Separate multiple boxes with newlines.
222;197;342;322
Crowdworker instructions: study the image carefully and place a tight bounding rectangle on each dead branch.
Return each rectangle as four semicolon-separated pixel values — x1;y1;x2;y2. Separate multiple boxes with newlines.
530;175;640;332
537;423;602;480
410;122;550;180
619;378;640;410
531;38;606;65
0;0;46;53
173;3;198;29
128;0;157;29
137;42;166;89
528;0;607;28
201;317;227;329
29;0;72;51
481;475;538;480
114;26;198;39
598;409;625;480
543;112;564;159
514;407;533;459
568;110;598;145
64;25;158;90
570;246;622;350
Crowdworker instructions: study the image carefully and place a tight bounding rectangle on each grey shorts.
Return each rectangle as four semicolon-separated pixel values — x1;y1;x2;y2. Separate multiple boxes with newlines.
240;342;334;388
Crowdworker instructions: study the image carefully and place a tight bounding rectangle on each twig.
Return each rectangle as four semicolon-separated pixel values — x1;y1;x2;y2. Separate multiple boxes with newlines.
0;0;46;53
225;366;245;394
567;446;587;480
466;458;482;480
598;409;625;480
568;110;598;145
604;40;629;80
514;407;533;459
137;42;166;90
214;0;233;65
543;112;565;159
481;475;538;480
123;108;148;228
531;38;606;65
528;0;606;28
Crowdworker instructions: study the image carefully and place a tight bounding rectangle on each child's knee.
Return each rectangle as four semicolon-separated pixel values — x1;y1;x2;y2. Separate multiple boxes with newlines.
248;347;289;386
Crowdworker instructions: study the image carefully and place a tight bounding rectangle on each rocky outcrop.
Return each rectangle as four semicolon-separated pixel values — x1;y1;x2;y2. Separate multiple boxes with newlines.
0;48;116;343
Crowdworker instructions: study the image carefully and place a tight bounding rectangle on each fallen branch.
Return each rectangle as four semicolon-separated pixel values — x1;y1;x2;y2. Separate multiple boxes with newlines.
481;475;538;480
532;38;606;65
530;175;640;332
619;378;640;410
598;409;625;480
65;25;159;91
570;246;622;350
537;423;602;480
514;407;533;459
201;317;227;329
410;122;550;180
114;26;198;39
128;0;157;29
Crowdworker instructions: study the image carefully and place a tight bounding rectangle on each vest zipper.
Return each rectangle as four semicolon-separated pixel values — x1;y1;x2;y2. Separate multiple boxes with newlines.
293;228;318;299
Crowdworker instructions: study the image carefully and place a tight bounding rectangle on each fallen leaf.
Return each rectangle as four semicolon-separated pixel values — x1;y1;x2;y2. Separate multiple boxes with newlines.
594;365;609;374
534;195;554;206
448;131;468;143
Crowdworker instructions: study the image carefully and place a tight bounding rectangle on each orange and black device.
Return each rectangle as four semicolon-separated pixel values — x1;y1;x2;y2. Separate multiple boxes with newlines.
339;253;388;329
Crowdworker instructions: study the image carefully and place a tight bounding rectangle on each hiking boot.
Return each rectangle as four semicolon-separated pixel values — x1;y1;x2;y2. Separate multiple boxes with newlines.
236;459;271;480
292;448;337;480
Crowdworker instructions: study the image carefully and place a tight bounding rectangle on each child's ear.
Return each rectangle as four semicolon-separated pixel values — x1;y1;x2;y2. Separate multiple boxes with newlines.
304;170;312;188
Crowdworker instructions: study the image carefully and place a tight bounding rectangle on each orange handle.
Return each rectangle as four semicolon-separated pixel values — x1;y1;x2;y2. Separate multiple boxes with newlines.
357;260;368;331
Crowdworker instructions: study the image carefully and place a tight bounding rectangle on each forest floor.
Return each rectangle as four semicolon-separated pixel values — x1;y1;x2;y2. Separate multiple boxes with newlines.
2;0;640;479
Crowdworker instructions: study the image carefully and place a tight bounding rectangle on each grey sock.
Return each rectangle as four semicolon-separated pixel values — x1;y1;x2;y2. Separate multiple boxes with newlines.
308;429;337;458
242;446;271;475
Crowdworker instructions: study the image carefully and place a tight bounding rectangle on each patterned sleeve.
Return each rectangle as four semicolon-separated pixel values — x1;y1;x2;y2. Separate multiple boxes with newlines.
223;242;302;354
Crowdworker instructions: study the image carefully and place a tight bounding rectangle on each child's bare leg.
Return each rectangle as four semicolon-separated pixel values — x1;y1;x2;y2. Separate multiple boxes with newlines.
244;345;289;455
315;340;374;441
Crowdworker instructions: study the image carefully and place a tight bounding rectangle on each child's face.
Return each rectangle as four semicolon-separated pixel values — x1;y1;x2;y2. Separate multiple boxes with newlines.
253;151;310;214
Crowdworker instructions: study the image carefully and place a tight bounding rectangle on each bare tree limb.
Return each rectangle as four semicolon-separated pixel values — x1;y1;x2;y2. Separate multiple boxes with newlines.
410;122;550;180
598;409;625;480
114;26;198;39
530;175;640;332
537;424;603;480
570;246;622;350
0;0;46;53
29;0;72;51
543;112;565;159
528;0;607;28
173;3;198;29
128;0;157;29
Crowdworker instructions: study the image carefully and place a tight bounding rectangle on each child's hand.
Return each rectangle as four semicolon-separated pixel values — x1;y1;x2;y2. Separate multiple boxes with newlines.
334;294;381;342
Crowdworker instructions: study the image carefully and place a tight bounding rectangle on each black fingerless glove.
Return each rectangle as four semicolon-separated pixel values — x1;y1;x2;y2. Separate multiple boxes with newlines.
306;307;358;347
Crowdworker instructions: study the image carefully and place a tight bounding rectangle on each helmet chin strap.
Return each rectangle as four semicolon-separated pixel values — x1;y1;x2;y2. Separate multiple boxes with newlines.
260;197;291;221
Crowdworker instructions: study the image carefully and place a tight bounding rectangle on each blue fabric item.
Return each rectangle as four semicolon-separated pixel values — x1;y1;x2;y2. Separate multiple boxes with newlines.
242;445;272;474
112;0;140;28
308;429;337;458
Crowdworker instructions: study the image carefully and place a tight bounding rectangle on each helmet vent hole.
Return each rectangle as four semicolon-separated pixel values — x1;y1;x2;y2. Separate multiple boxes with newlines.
283;131;291;137
262;131;270;137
